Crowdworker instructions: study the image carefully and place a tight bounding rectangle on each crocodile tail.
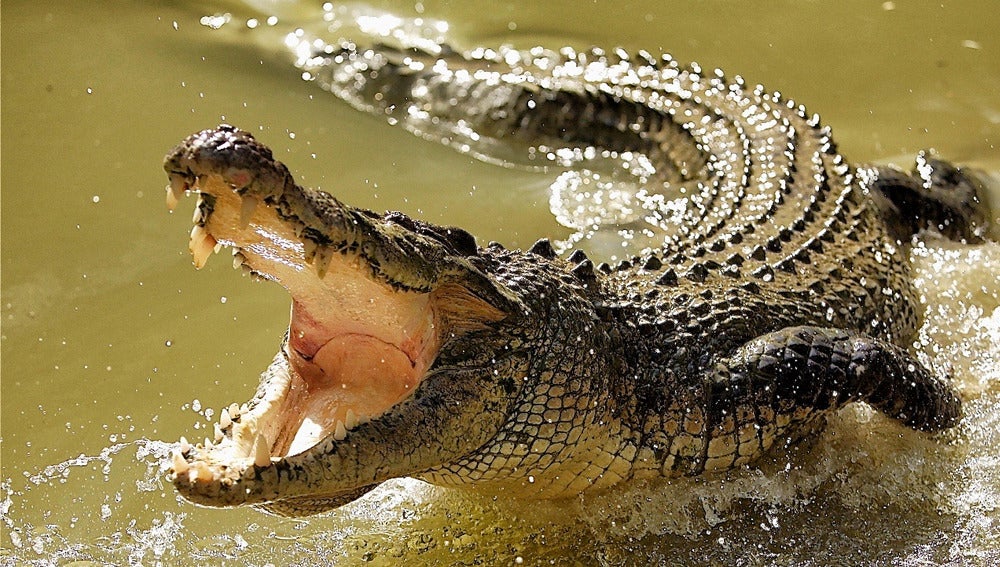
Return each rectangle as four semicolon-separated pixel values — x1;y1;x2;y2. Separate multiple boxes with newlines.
297;40;705;176
866;152;992;243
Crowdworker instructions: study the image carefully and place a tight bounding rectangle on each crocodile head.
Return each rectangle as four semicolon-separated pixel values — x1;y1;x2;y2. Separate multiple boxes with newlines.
163;125;530;516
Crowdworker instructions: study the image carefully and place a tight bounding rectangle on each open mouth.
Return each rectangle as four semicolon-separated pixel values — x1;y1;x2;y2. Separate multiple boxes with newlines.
161;126;514;513
163;131;444;495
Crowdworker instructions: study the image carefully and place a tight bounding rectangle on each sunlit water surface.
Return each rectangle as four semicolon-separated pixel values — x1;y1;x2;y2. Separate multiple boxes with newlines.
2;1;998;565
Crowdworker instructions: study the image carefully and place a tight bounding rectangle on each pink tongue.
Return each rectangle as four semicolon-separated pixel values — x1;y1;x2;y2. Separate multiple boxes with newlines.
280;332;421;456
310;335;419;409
284;300;423;447
288;300;418;394
280;284;438;455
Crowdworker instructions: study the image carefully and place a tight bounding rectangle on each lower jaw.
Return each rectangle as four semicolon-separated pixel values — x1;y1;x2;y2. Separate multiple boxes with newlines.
203;352;298;467
168;319;434;503
189;350;348;468
173;336;414;474
167;352;390;510
167;352;295;496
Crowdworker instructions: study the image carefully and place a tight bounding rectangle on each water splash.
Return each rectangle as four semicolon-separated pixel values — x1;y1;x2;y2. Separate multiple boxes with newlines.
1;439;191;566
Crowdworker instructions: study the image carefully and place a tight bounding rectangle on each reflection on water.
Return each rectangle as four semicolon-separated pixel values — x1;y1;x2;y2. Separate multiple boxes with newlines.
2;1;999;565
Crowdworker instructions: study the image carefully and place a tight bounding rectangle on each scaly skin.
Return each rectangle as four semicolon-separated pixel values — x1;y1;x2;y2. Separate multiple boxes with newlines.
162;41;988;517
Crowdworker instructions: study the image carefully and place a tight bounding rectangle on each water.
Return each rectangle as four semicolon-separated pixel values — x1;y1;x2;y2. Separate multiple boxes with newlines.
2;1;998;565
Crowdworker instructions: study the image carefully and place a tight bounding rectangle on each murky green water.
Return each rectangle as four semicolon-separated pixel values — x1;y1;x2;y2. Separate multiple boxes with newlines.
2;1;998;565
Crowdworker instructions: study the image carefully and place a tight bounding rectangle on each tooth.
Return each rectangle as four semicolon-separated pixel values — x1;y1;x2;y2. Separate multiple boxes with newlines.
165;186;179;211
193;236;217;268
166;174;188;211
190;225;207;257
214;423;224;443
239;195;259;228
190;461;214;483
179;436;191;454
314;246;334;279
190;226;217;269
345;409;358;429
220;408;232;429
229;402;241;418
253;433;271;467
204;437;213;449
334;420;348;441
240;403;249;415
171;449;189;474
302;239;318;263
232;250;247;270
192;195;206;224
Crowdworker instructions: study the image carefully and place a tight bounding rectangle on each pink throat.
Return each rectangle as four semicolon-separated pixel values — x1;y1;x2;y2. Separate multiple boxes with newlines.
271;298;439;457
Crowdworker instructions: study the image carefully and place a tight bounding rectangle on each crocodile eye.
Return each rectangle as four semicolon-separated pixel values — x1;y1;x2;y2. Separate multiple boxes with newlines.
440;226;478;256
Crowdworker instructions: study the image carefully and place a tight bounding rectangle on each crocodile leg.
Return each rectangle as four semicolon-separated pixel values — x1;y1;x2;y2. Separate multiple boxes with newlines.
868;152;990;243
698;326;961;472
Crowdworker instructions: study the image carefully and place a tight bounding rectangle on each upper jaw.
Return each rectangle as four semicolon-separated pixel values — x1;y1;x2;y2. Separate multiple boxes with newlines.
164;125;525;315
166;124;482;292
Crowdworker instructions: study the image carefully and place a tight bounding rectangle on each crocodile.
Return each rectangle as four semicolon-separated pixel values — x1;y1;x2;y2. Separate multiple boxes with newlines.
163;40;990;517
